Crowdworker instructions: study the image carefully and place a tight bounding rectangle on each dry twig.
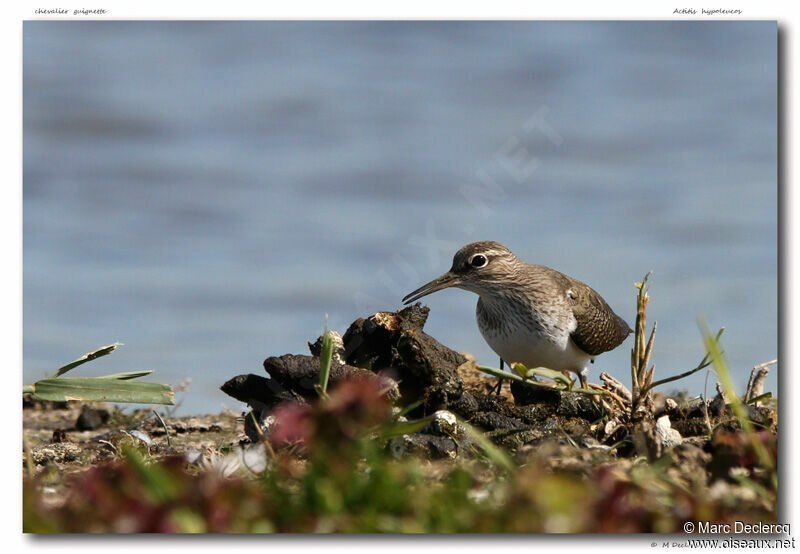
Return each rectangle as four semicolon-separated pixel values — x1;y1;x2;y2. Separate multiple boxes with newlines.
745;359;776;405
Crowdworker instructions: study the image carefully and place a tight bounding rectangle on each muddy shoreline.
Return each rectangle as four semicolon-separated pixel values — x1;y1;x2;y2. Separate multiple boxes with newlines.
23;304;778;532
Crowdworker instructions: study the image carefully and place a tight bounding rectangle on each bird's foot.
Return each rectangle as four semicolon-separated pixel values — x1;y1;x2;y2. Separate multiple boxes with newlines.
578;368;589;390
489;378;504;396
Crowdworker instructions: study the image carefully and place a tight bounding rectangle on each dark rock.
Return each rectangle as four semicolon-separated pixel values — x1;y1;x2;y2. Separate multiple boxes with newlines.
709;393;732;417
561;418;591;437
510;380;560;406
472;392;520;417
490;427;551;450
450;391;479;417
388;433;459;459
683;396;771;430
671;417;711;437
557;392;606;420
684;397;708;419
220;373;300;409
471;411;525;431
75;406;110;431
263;354;399;401
516;403;557;423
747;405;776;428
342;303;465;410
467;392;546;429
169;419;224;434
510;381;605;420
223;303;640;452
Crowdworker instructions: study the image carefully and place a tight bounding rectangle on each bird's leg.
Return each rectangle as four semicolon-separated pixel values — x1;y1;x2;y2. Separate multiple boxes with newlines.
578;368;605;406
578;367;589;390
490;358;505;395
559;369;574;389
490;379;503;395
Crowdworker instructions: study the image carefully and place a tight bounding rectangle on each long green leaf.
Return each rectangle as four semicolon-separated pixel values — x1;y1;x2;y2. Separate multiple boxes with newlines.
478;364;527;383
528;367;573;386
510;363;573;386
96;370;154;380
54;342;123;377
477;365;603;396
30;377;174;405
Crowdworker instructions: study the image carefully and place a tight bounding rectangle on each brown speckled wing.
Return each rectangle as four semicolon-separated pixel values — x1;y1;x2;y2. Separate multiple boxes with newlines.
567;280;633;356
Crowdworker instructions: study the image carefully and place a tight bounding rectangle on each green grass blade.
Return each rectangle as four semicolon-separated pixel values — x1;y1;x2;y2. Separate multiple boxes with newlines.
700;319;774;473
510;363;573;386
30;377;174;405
479;365;573;390
152;410;172;447
477;364;514;380
379;415;434;439
478;364;612;401
318;323;333;396
746;392;772;405
528;367;573;386
54;342;123;377
394;400;423;420
459;420;514;473
96;370;154;380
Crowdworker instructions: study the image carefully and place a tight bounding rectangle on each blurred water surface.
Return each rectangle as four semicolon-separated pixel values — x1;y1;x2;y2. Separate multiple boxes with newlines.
23;21;777;414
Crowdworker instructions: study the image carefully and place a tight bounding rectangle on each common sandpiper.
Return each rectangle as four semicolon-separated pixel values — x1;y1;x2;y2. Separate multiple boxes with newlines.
402;241;632;387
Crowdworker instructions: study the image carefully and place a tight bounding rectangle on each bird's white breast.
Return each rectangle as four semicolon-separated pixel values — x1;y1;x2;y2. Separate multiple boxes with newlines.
476;295;591;371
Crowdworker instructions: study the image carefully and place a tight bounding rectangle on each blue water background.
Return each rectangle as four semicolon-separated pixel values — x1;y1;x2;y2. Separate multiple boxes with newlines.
23;21;777;414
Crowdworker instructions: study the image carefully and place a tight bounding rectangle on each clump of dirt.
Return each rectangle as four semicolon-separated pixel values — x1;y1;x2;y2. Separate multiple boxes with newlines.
218;303;777;477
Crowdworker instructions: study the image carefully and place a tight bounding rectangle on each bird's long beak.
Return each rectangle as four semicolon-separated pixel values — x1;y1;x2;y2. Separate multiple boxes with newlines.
402;271;461;305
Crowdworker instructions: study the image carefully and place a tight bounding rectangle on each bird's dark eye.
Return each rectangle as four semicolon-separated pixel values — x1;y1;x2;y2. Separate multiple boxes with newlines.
470;254;488;268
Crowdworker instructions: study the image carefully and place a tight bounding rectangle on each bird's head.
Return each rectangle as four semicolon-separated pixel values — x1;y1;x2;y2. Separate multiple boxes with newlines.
402;241;522;304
